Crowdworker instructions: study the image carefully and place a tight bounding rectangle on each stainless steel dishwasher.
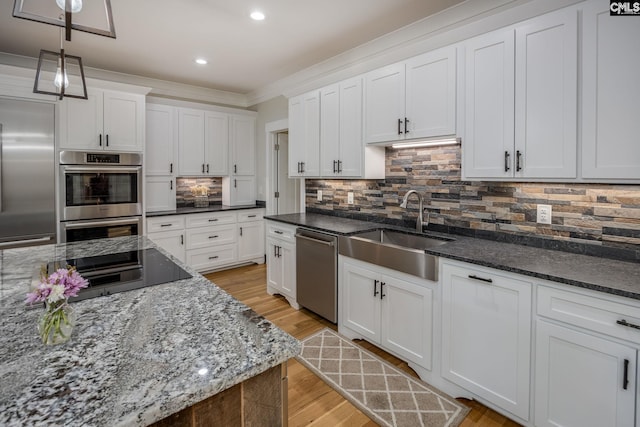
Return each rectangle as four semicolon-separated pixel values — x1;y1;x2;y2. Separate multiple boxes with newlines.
295;228;338;323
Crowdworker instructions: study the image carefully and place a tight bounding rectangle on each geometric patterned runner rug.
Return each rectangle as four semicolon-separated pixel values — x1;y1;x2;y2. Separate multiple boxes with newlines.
296;328;470;427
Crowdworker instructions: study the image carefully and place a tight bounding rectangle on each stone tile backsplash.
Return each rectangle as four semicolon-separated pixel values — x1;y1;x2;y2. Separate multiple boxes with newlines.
305;146;640;254
176;177;223;207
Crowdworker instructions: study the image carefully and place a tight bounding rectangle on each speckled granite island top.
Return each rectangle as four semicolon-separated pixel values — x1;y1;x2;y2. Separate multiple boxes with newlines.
0;236;300;427
266;213;640;300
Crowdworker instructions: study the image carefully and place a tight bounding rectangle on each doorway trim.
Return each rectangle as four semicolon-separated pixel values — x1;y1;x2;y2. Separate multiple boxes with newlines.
265;118;304;215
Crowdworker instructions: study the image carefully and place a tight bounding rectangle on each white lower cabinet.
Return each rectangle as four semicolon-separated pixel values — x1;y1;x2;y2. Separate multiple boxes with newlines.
534;320;636;427
340;256;433;370
265;221;298;309
441;259;532;422
147;208;265;272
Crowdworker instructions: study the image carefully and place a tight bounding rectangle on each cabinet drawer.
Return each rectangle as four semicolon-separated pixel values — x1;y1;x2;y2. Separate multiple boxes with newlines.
238;209;264;223
186;224;236;250
186;211;237;228
538;285;640;344
266;222;297;243
146;216;185;233
187;244;238;272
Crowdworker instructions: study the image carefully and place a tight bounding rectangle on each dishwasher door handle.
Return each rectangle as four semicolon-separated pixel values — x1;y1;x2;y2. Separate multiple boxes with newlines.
295;233;335;246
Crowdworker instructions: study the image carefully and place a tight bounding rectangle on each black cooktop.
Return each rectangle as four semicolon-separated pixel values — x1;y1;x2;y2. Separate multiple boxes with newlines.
48;248;192;302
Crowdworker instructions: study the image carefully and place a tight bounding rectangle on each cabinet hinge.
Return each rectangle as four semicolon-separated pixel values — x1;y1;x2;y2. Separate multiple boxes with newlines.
274;143;280;151
274;191;280;198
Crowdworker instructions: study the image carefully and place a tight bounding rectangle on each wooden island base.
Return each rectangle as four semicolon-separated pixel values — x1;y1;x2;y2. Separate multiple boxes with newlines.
151;363;288;427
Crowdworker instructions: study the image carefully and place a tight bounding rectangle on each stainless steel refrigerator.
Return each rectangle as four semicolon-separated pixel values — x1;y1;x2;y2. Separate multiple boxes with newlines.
0;97;56;249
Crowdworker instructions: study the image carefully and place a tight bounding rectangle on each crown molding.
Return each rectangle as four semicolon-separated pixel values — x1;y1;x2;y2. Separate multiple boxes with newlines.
245;0;583;105
0;52;251;107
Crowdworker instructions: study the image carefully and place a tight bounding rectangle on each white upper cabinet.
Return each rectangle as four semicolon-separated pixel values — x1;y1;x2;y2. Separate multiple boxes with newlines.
462;29;515;179
60;88;144;152
364;46;457;144
288;90;320;177
205;111;229;176
229;114;255;176
145;104;176;176
177;108;229;176
514;8;577;179
320;84;340;176
463;7;577;180
581;0;640;180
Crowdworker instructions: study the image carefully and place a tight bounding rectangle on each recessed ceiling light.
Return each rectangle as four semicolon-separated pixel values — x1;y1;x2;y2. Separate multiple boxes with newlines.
195;58;208;65
250;11;265;21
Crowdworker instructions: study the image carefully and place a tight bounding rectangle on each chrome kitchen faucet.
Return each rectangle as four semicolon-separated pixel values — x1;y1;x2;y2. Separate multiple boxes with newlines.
400;190;430;232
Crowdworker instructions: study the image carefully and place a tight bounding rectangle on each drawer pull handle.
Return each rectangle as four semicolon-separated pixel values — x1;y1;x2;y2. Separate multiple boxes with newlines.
209;235;219;239
468;274;493;283
160;224;172;228
248;214;257;218
274;230;283;235
209;256;219;260
624;359;630;390
616;319;640;330
208;219;218;222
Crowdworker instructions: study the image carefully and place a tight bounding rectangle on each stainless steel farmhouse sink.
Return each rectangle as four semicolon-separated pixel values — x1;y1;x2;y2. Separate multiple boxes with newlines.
338;229;453;281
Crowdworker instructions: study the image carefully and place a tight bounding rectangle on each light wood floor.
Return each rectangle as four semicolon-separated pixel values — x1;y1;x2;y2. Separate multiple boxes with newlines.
206;264;521;427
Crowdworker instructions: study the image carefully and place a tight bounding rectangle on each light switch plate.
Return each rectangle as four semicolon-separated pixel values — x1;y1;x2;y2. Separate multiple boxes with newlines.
537;204;552;224
347;192;354;204
317;190;322;201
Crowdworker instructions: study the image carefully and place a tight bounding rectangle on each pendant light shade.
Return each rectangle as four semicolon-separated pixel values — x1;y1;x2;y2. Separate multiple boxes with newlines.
33;49;87;100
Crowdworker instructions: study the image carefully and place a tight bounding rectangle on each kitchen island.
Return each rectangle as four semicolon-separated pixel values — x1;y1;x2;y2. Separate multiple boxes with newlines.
0;236;300;426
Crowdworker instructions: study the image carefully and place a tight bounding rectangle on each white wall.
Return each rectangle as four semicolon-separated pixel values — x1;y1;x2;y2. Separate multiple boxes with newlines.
252;96;288;201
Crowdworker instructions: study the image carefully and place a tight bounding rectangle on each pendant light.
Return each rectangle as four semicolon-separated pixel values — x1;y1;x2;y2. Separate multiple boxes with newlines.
33;25;87;100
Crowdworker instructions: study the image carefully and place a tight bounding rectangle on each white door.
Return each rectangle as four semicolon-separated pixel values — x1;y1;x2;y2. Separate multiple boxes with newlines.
59;89;103;150
320;84;340;176
178;108;205;176
238;221;264;262
338;77;363;177
381;274;433;369
442;262;531;421
280;241;296;297
266;238;284;292
463;29;515;179
103;90;143;152
230;115;255;176
364;63;405;144
274;133;299;215
341;260;381;343
145;176;176;212
204;111;228;176
148;230;185;263
514;8;577;178
405;46;456;139
146;104;175;176
535;320;636;427
581;0;640;179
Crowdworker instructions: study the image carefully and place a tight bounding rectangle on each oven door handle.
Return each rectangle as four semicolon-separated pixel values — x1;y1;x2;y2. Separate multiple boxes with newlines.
62;166;142;173
63;218;141;229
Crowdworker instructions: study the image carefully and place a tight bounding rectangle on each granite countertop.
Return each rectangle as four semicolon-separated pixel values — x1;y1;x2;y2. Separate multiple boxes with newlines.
265;213;640;300
0;236;299;427
147;204;263;217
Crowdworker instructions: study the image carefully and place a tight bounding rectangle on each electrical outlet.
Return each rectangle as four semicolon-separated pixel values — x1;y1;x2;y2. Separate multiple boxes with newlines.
537;204;552;224
347;192;354;204
317;190;323;201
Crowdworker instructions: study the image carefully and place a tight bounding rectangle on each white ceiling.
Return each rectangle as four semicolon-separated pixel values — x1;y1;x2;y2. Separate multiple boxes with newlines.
0;0;465;98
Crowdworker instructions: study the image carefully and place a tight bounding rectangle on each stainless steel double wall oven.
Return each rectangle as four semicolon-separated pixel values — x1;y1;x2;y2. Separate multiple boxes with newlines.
59;151;142;243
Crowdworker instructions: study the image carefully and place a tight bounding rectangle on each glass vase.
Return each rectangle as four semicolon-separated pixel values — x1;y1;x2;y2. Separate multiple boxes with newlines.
38;300;76;345
194;195;209;208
